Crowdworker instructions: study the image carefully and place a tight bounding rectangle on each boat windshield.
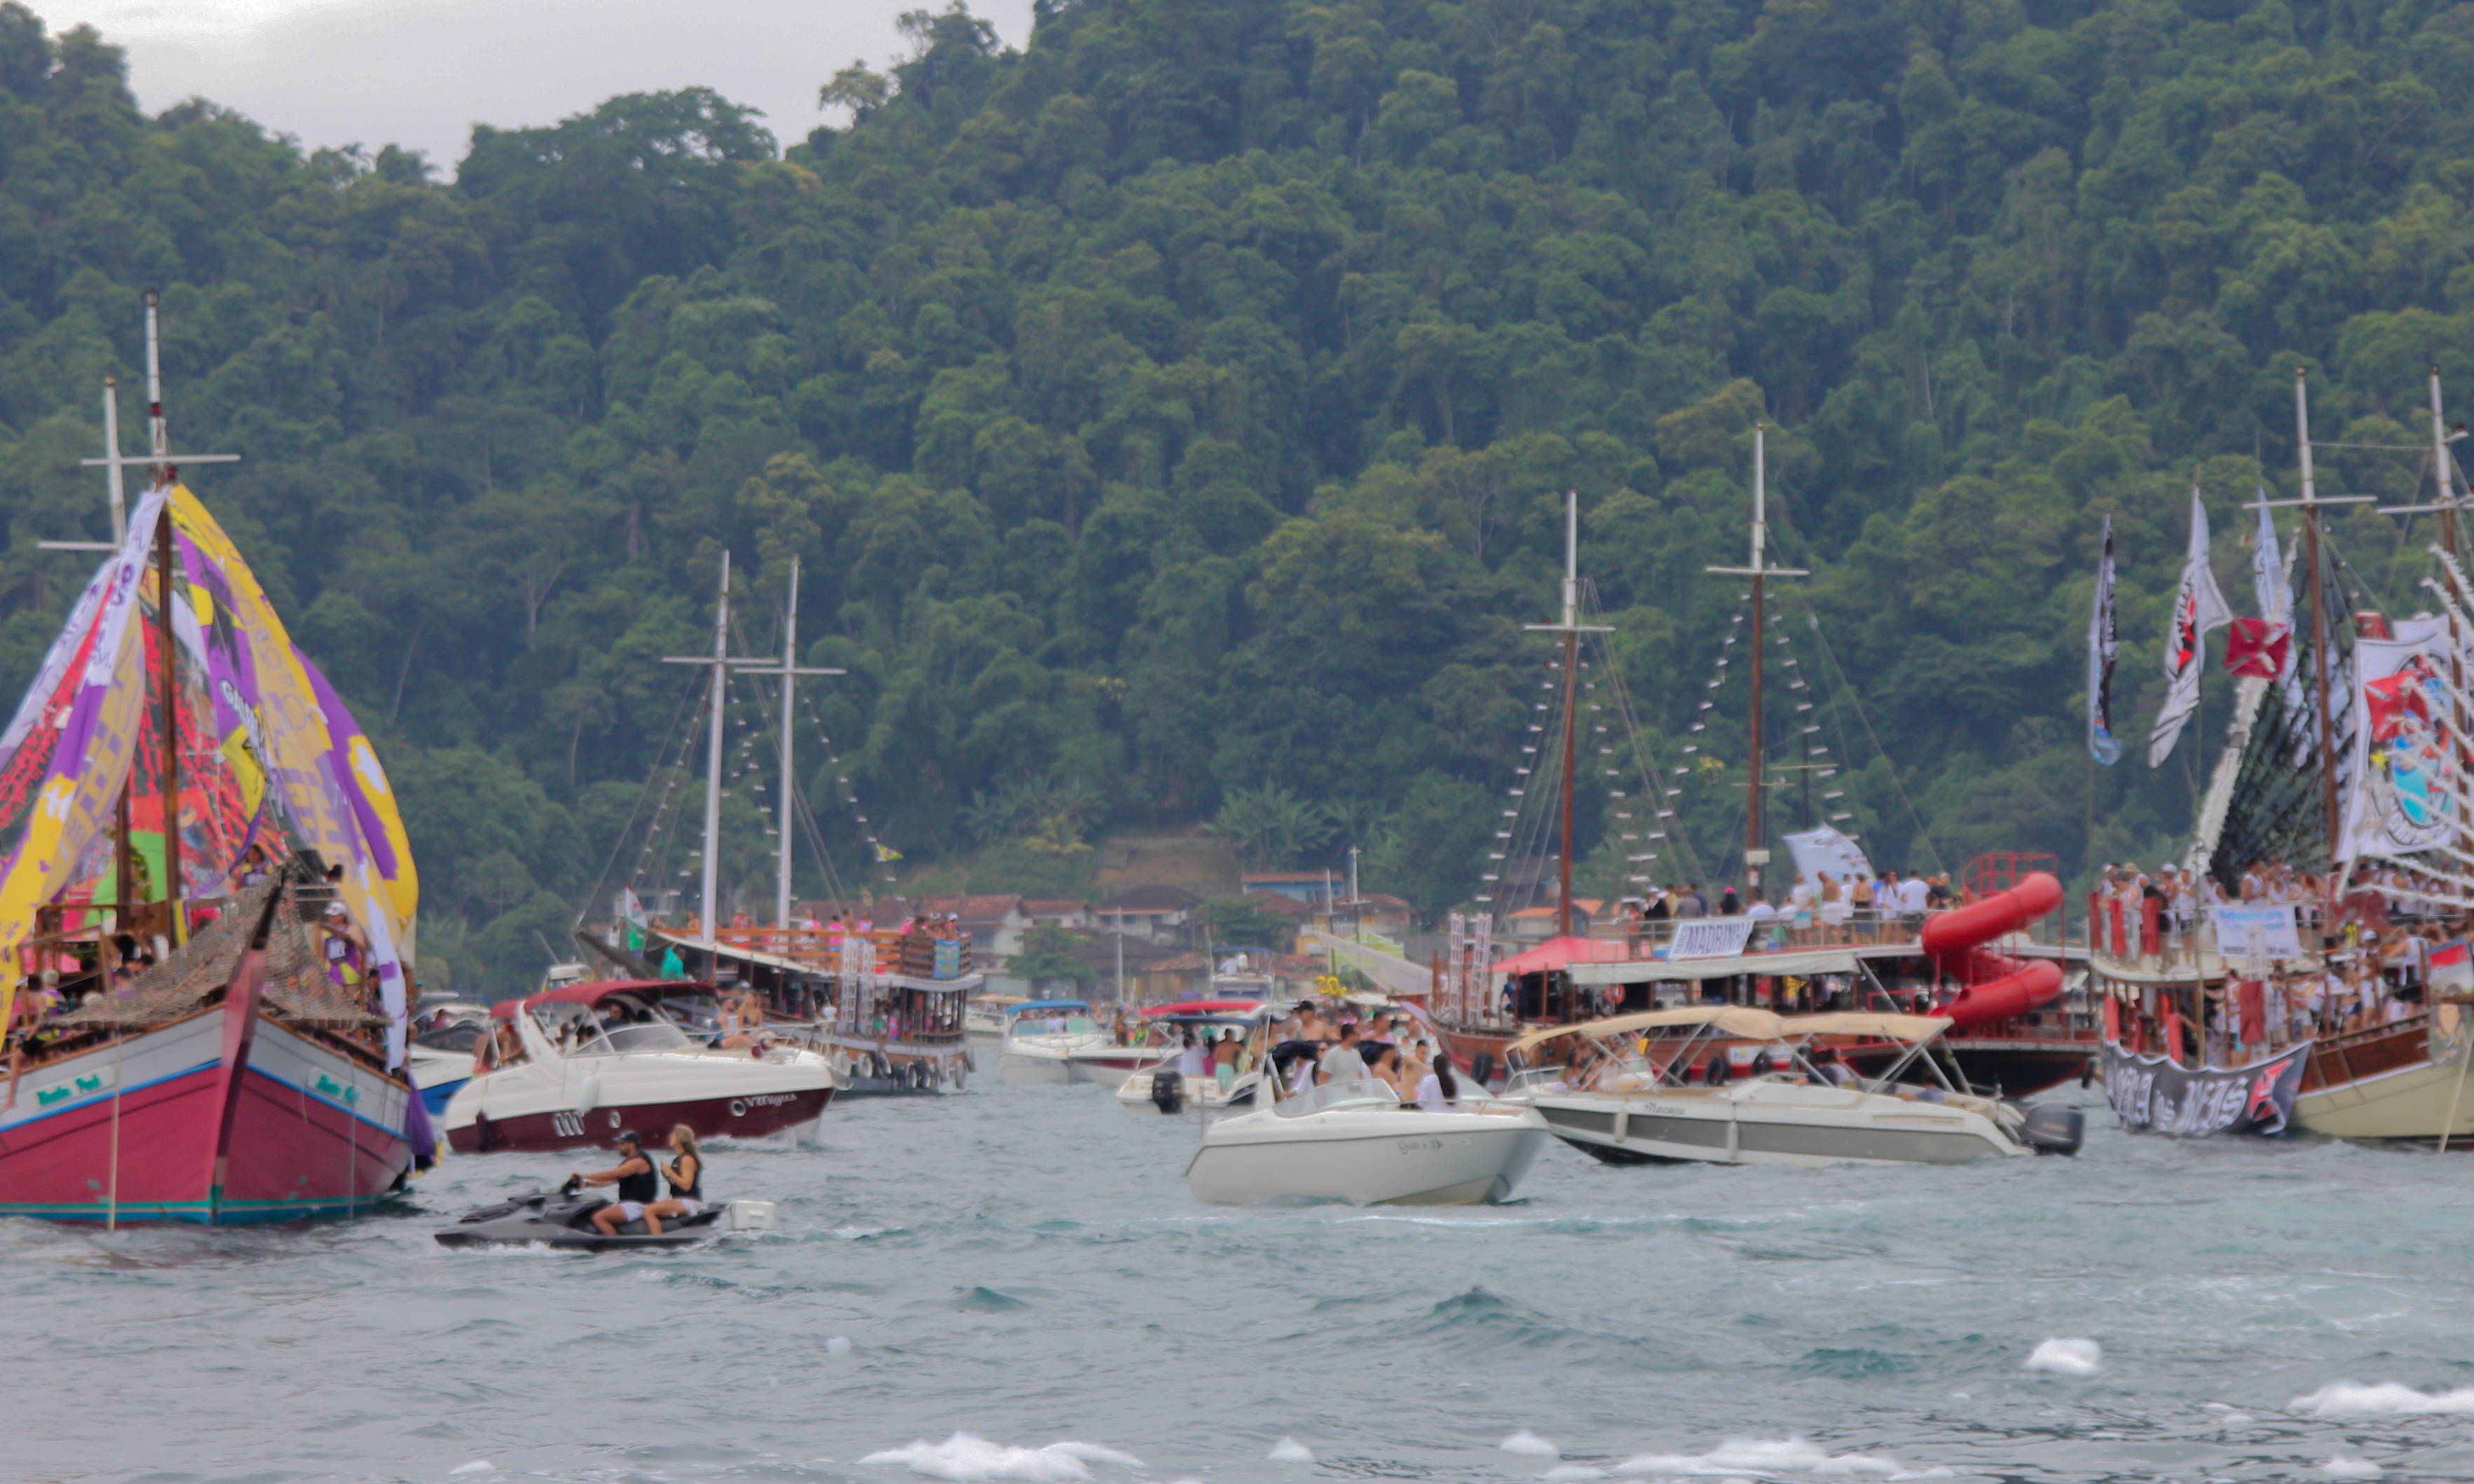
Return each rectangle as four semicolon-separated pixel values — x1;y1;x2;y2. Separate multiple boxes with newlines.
1275;1078;1405;1118
413;1020;484;1053
601;1019;696;1053
1505;1055;1661;1097
1011;1017;1098;1038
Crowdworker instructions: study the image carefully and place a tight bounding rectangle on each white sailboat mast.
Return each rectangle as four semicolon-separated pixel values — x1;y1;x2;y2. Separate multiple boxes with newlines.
776;558;799;928
702;552;728;943
727;557;845;929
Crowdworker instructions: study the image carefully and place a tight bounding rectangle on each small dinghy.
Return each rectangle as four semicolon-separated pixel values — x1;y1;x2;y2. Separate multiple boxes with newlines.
433;1182;774;1251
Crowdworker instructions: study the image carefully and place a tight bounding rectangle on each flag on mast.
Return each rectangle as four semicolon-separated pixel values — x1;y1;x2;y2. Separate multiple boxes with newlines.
2087;514;2121;765
2148;488;2232;767
2227;488;2295;680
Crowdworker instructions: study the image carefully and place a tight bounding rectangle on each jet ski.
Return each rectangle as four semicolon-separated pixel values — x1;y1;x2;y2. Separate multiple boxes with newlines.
433;1181;772;1251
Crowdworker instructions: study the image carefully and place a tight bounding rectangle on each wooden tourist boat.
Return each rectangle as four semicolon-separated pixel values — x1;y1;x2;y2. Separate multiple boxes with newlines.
652;922;977;1094
0;304;426;1221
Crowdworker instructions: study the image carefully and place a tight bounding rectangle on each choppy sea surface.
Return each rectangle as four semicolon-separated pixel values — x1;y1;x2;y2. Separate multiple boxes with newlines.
8;1080;2474;1483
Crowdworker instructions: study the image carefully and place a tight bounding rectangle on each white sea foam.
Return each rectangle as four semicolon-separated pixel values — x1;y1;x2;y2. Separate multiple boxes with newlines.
1611;1436;1936;1477
826;1335;853;1355
860;1434;1142;1481
448;1464;497;1478
2023;1339;2102;1377
1543;1466;1607;1481
2322;1459;2381;1479
1502;1430;1561;1457
2293;1382;2474;1417
1267;1438;1315;1463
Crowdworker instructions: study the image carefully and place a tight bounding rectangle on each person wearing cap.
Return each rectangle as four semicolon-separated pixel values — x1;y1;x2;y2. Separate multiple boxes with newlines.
575;1131;661;1235
317;901;367;997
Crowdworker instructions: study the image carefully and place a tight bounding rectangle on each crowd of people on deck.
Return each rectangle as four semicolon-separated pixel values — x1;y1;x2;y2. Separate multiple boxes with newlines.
2103;855;2469;1063
1610;868;1959;948
1268;1001;1467;1111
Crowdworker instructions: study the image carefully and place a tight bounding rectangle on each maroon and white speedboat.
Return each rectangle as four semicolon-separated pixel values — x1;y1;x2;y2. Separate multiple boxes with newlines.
442;980;835;1153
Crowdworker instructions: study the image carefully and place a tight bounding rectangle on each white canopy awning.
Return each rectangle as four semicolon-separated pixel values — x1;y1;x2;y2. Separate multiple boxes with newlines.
1301;929;1432;998
1566;947;1864;985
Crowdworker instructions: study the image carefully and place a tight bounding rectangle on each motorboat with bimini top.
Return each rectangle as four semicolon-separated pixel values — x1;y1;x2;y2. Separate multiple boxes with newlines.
1184;1076;1550;1206
997;999;1109;1085
1503;1008;2084;1166
442;979;835;1152
1116;1001;1281;1115
434;1180;776;1251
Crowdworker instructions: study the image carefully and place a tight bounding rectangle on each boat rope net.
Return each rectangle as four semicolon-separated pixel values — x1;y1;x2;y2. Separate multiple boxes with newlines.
54;866;385;1030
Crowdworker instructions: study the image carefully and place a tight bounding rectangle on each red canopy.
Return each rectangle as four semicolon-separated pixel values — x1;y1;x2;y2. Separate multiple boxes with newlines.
1490;936;1639;977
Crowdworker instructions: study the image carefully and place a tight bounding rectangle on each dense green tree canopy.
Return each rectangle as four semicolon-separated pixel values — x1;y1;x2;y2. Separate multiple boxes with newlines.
0;0;2464;990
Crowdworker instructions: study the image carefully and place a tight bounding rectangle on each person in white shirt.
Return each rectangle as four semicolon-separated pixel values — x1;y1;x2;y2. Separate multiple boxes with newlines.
1899;872;1929;919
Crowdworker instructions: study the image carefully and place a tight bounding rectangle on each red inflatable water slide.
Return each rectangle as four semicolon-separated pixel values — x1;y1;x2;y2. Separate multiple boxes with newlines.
1919;872;2065;1031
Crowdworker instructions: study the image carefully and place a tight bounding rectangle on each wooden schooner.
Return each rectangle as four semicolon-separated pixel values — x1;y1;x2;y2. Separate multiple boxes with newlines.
0;298;425;1221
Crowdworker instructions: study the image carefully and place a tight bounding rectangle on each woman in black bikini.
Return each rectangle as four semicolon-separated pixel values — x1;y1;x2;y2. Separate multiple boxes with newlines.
641;1124;705;1235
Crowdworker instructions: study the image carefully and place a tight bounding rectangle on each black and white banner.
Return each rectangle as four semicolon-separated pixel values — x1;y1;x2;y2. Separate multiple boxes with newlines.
1670;917;1758;960
2101;1039;2310;1136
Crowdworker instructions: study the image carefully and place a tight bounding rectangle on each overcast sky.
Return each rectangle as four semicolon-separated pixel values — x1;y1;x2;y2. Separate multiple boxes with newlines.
29;0;1035;172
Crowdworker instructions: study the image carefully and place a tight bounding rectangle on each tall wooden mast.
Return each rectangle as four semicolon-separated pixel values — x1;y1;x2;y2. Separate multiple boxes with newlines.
1523;491;1610;937
2253;370;2372;874
1707;425;1807;895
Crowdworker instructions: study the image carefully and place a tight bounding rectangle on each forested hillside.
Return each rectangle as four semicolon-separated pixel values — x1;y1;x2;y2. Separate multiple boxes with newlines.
0;0;2468;989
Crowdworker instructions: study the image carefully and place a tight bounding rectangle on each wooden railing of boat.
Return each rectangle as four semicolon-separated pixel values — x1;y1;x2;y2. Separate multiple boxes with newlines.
702;926;972;980
2301;1011;2435;1094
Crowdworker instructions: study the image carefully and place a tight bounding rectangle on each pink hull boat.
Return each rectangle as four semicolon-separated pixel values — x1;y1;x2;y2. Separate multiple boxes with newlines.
0;928;413;1225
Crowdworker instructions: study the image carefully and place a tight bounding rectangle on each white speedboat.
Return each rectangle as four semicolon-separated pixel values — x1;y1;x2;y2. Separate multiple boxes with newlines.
1505;1008;2083;1167
442;980;837;1152
1116;1001;1280;1115
404;1001;496;1117
997;999;1112;1085
965;994;1027;1052
1184;1078;1549;1206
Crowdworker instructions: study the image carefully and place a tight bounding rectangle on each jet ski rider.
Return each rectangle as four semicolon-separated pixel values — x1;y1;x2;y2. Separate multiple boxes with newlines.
572;1132;659;1236
641;1124;706;1232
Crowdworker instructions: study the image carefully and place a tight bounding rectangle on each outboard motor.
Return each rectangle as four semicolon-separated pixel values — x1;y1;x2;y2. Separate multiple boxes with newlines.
1469;1051;1496;1089
2018;1102;2085;1157
1150;1067;1185;1115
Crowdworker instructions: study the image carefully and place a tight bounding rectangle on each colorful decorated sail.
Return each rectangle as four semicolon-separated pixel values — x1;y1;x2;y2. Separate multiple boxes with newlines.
0;483;420;1050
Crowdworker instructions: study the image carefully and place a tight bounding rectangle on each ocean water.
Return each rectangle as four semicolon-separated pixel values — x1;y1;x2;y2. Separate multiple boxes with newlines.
8;1083;2474;1483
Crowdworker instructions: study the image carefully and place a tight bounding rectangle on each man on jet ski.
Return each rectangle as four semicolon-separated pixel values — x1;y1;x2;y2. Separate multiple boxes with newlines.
570;1131;659;1236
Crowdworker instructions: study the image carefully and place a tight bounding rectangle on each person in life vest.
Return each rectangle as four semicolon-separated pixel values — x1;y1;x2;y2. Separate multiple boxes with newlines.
573;1131;659;1235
